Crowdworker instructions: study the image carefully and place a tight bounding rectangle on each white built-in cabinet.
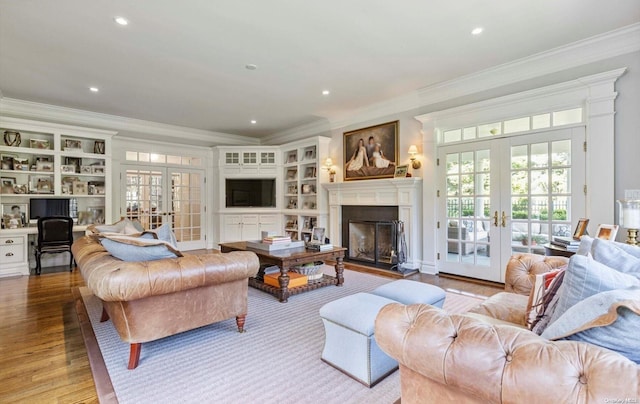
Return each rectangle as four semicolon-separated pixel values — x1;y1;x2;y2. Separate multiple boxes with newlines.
223;214;280;241
0;117;115;276
214;137;331;244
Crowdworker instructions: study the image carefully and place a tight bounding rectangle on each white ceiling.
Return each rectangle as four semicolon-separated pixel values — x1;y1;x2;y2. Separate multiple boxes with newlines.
0;0;638;138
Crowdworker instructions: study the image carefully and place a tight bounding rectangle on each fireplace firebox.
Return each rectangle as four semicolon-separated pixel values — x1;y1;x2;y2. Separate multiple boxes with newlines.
342;206;398;269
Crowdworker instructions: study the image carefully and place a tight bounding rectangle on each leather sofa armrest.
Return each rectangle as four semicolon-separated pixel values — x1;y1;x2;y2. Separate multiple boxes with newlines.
505;253;569;295
375;303;639;403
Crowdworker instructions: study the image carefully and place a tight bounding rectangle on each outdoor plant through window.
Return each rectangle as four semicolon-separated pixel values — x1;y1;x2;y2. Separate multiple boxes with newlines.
510;140;571;253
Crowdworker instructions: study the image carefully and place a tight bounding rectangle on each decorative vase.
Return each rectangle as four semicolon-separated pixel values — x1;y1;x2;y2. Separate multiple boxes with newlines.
3;130;21;147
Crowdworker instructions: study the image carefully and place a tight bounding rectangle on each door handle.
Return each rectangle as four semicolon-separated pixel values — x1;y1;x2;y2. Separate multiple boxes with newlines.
501;211;508;227
493;211;498;227
5;239;14;244
6;252;14;257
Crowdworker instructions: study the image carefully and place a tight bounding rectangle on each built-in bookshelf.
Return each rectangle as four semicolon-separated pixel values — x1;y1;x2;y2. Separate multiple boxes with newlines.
0;117;115;228
281;137;330;242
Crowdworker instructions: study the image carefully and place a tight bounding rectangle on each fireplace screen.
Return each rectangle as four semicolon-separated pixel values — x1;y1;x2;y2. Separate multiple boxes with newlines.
348;220;396;266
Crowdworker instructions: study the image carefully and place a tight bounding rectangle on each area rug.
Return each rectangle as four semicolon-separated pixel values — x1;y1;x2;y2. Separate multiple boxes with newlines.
76;270;485;404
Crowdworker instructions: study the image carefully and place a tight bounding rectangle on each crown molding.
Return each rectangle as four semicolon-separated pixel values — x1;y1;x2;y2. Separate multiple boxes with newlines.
261;119;332;145
0;97;259;146
267;23;640;142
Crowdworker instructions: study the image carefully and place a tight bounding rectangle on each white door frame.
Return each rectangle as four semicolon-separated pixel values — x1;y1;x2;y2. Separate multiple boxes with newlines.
416;68;624;275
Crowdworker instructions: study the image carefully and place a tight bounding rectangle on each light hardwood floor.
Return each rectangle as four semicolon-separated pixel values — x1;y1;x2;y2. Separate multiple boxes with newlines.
0;262;502;403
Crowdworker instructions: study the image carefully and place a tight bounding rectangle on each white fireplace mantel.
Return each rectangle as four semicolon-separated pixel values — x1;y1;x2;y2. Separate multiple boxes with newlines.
323;177;423;269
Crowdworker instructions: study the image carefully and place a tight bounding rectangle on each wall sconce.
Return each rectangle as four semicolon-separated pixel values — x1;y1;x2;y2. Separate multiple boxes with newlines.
324;157;336;182
617;199;640;246
408;145;421;169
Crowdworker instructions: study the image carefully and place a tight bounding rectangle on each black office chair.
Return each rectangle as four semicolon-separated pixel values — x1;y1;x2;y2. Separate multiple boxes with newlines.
34;216;74;275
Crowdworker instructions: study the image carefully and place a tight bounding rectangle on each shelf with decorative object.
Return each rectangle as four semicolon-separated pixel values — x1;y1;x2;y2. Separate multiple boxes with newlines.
0;117;115;227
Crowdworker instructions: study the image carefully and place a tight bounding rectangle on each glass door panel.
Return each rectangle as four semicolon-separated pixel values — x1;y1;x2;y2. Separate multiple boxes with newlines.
505;131;581;258
169;169;205;249
124;168;164;230
122;166;206;250
439;140;501;282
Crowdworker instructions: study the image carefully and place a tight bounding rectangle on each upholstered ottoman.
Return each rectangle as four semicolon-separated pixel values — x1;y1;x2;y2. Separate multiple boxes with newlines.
371;280;446;308
319;293;399;387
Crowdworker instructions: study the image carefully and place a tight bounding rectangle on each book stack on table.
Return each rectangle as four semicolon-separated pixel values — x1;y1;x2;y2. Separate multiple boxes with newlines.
263;235;292;244
551;236;580;251
306;242;333;252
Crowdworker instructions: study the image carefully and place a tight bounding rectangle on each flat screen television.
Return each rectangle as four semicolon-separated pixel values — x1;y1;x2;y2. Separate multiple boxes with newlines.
225;179;276;208
29;198;70;223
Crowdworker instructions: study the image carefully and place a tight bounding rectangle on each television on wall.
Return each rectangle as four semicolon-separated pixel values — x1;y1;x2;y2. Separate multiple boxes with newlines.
225;179;276;208
29;198;70;223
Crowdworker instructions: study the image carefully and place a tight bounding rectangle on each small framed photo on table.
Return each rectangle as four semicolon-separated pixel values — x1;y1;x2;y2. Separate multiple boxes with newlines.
595;224;619;241
573;218;589;239
394;165;408;178
311;227;325;243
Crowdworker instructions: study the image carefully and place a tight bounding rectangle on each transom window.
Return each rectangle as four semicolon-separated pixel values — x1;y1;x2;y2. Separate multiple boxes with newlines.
439;107;583;144
126;151;202;167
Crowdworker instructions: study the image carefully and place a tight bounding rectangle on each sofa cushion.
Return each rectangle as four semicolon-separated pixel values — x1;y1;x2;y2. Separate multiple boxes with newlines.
467;292;529;326
591;238;640;276
546;255;640;327
150;223;178;248
541;287;640;364
100;234;182;262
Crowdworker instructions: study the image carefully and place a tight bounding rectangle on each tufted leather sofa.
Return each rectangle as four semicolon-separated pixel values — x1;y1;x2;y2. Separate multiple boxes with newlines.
375;254;640;403
72;235;259;369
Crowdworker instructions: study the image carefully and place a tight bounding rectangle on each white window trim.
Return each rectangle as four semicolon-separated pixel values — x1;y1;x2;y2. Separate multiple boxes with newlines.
415;67;626;274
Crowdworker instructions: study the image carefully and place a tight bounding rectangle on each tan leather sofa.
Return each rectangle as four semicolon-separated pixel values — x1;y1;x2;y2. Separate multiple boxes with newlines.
72;235;259;369
375;254;640;403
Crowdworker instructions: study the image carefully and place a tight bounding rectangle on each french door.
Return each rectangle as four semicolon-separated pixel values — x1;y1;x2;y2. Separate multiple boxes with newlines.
438;127;585;282
122;165;206;250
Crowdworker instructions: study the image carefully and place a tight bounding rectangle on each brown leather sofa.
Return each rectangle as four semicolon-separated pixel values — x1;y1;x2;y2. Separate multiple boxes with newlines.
375;254;640;403
72;235;259;369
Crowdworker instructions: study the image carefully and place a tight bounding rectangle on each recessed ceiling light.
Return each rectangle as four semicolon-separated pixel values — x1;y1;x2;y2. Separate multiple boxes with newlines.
471;27;483;35
89;87;99;93
322;90;330;96
114;16;129;26
245;64;258;70
250;120;257;124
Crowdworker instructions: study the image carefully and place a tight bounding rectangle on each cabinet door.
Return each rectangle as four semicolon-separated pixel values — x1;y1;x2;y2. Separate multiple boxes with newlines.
241;214;260;240
260;152;276;165
223;215;243;242
259;214;280;235
242;152;258;166
225;152;240;165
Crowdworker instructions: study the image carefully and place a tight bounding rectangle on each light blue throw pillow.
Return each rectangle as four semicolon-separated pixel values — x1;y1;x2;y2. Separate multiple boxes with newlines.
101;239;179;261
542;287;640;364
591;239;640;276
547;255;640;326
575;235;593;256
152;223;178;248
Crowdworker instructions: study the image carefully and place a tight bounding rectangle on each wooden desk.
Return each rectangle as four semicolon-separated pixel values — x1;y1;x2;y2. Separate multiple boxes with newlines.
219;242;346;303
543;243;576;258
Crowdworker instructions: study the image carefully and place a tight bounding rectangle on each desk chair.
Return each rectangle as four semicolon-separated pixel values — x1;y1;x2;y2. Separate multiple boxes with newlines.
34;216;74;275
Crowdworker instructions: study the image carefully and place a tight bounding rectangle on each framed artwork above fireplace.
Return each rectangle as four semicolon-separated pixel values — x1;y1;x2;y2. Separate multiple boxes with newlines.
343;120;398;181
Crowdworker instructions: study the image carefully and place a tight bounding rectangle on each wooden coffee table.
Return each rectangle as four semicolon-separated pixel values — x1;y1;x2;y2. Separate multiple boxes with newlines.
219;242;346;303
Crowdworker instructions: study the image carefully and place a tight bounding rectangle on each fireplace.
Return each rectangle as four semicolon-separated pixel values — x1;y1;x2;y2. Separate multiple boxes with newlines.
342;206;398;269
